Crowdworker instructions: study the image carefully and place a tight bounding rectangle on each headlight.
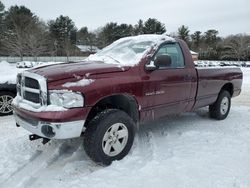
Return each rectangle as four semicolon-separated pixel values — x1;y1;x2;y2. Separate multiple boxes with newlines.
49;90;84;108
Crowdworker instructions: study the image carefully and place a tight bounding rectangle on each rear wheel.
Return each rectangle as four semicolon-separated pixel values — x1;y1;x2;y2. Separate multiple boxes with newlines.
0;91;15;116
84;109;135;165
209;90;231;120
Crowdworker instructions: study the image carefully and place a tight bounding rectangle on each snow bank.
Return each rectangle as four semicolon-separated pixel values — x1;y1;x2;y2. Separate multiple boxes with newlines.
232;68;250;107
242;67;250;84
0;61;26;84
63;79;94;88
0;61;65;85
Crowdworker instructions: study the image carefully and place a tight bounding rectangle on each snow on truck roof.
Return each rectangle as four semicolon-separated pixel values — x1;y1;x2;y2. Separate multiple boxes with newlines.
111;34;175;44
87;34;176;67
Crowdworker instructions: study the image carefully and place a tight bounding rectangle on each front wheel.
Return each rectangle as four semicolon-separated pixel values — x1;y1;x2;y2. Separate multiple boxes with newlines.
84;109;135;165
209;90;231;120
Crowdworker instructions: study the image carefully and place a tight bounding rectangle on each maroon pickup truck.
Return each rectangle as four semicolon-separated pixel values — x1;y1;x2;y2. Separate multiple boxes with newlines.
13;34;242;165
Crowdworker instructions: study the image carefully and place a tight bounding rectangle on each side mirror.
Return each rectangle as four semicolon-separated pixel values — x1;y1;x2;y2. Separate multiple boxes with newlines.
154;55;172;68
145;62;157;71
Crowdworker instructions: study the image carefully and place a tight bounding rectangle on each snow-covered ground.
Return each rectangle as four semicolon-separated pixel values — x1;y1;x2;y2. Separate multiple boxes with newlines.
0;68;249;188
0;61;65;84
0;61;26;84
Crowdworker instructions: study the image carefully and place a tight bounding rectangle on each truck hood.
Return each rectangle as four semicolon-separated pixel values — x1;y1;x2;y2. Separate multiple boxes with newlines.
29;61;130;82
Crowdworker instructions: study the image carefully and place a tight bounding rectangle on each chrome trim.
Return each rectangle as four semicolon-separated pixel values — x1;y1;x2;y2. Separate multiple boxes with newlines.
23;87;40;94
18;71;48;109
14;112;86;139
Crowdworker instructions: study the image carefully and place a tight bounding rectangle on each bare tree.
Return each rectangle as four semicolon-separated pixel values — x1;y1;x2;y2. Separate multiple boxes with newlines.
2;6;38;60
63;39;76;62
25;22;51;60
222;34;250;61
0;1;5;55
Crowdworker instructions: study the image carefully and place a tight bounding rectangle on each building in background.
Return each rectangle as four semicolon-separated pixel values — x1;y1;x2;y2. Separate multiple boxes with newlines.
190;50;199;61
76;45;99;55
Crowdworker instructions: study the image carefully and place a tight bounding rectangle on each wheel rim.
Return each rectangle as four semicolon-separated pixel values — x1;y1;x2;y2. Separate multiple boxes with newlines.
0;95;14;114
220;96;229;115
102;123;128;157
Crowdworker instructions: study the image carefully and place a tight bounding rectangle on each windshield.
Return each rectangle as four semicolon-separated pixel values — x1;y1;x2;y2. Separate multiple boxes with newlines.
87;36;156;66
87;35;175;66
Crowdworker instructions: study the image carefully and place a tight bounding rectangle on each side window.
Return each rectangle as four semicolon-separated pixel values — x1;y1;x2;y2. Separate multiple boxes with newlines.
154;43;185;68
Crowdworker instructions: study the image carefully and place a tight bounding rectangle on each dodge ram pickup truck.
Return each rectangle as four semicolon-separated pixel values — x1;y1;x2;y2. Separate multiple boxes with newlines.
13;34;243;165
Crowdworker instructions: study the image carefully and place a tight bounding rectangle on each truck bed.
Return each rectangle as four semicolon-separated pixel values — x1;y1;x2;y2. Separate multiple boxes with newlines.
193;67;243;109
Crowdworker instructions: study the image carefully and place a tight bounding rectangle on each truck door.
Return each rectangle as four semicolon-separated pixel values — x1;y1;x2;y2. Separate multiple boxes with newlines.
146;43;193;119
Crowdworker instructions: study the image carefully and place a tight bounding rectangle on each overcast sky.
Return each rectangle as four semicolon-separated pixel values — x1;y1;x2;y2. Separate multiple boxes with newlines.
2;0;250;36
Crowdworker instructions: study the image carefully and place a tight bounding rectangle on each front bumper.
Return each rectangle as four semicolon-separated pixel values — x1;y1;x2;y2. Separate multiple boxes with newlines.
14;112;85;139
13;106;91;139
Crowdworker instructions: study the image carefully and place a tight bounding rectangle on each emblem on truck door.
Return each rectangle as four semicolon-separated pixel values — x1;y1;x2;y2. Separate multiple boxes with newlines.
145;90;165;96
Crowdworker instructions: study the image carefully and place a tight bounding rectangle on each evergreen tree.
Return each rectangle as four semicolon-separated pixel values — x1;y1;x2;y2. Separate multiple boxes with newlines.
77;27;89;45
178;25;190;43
134;19;144;35
143;18;166;34
191;31;202;51
117;23;134;38
48;15;77;58
199;29;221;60
98;22;134;47
204;29;220;48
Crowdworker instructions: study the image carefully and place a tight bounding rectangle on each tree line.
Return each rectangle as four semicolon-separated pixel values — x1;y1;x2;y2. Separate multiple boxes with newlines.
0;1;250;61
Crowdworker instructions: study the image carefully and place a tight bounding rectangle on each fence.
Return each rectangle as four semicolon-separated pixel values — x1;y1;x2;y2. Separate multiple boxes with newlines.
0;56;87;63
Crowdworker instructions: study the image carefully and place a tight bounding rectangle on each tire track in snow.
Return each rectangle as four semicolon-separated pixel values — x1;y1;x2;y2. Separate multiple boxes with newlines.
5;150;42;181
1;141;77;188
22;142;82;188
24;140;102;188
121;130;155;170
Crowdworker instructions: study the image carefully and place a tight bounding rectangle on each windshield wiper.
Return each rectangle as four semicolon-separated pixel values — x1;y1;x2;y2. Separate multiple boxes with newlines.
104;55;120;64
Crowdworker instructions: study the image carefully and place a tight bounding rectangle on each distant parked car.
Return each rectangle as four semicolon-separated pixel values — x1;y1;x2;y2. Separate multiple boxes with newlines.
16;61;36;68
245;62;250;67
0;83;16;116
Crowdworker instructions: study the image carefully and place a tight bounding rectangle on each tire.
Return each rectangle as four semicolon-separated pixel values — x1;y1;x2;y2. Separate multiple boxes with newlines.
84;109;135;165
209;90;231;120
0;91;16;116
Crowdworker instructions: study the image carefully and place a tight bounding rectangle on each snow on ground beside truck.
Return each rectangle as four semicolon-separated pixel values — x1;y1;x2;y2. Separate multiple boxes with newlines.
232;67;250;106
0;68;249;188
0;61;26;84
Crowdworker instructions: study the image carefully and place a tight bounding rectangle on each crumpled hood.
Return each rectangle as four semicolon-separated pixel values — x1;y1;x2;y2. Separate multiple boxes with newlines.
29;61;130;82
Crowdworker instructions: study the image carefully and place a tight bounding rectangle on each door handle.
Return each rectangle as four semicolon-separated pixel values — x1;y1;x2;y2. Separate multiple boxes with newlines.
183;74;192;81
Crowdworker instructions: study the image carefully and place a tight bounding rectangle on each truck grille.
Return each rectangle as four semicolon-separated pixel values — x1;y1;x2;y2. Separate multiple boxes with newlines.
17;72;48;107
25;77;39;89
